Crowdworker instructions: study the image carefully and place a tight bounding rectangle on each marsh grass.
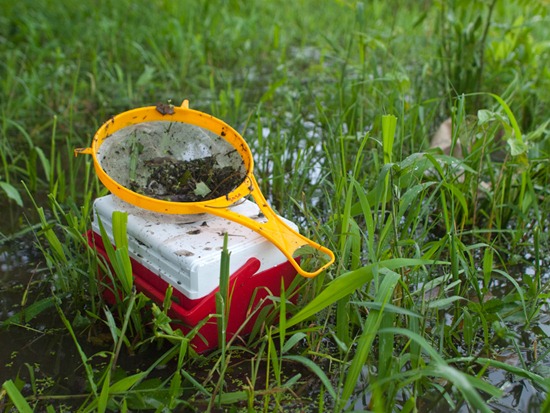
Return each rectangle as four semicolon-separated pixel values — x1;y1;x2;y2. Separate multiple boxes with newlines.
1;0;550;412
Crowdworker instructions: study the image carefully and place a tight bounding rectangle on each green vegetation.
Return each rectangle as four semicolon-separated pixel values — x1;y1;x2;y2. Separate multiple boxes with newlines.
1;0;549;411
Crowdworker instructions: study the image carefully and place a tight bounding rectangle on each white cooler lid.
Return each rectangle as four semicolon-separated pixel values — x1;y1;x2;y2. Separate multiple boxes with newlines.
92;195;296;299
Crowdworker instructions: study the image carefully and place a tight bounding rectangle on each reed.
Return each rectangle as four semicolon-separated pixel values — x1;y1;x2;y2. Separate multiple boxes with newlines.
1;0;549;411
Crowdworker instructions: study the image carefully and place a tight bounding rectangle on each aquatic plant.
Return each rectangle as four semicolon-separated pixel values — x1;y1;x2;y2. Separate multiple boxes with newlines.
1;0;549;411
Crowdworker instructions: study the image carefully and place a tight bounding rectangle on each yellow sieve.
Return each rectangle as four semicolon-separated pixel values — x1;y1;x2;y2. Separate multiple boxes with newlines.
75;100;334;277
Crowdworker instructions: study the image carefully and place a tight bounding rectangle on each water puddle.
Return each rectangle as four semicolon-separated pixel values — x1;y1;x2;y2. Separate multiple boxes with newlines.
1;182;548;411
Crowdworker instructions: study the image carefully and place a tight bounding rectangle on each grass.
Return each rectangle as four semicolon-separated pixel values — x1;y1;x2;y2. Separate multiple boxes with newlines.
1;0;550;411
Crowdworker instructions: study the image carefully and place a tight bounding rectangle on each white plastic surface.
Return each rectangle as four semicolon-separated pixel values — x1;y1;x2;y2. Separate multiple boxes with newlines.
92;195;296;299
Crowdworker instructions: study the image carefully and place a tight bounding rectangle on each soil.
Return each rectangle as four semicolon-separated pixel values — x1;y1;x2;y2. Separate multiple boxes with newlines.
129;156;246;202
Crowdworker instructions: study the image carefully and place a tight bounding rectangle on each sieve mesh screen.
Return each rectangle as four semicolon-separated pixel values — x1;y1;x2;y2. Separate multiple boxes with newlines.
97;121;246;202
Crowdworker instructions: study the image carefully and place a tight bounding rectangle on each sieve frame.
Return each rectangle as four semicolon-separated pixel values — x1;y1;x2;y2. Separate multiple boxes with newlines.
76;101;335;277
76;101;254;214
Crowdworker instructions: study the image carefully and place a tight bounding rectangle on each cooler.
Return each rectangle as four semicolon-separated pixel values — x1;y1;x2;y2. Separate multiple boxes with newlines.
88;194;299;353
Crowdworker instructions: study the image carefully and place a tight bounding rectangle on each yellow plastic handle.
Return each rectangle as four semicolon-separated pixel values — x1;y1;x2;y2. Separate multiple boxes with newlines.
204;175;335;278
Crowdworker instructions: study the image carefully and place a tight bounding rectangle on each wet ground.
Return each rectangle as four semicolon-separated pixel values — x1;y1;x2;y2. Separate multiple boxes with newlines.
0;227;324;411
1;200;549;411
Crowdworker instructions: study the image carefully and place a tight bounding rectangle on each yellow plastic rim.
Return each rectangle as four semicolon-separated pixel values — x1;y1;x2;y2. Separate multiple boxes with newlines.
76;101;335;277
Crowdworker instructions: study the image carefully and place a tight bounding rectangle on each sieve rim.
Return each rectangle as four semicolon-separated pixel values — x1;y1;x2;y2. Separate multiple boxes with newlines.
87;105;255;213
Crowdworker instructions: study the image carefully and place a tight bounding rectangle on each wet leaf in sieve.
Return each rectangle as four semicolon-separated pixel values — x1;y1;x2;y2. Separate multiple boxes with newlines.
194;182;211;197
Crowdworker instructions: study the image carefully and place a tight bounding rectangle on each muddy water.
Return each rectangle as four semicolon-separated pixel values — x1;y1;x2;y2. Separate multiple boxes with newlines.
1;195;549;411
0;199;93;401
0;240;168;409
0;234;68;384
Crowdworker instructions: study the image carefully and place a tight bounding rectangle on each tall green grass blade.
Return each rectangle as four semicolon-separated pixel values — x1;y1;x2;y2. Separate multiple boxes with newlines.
351;179;376;261
268;330;281;386
104;305;121;344
112;290;137;369
0;181;23;206
493;269;528;321
2;380;33;413
96;212;133;295
81;370;150;413
442;182;469;222
286;259;434;329
97;368;110;413
180;369;211;397
338;269;400;410
48;115;57;187
379;328;502;411
283;355;337;400
279;277;287;352
217;390;249;404
351;302;421;318
382;114;397;165
168;372;183;409
56;303;98;396
112;211;129;250
281;332;307;354
483;93;523;149
378;305;396;381
426;364;497;413
396;182;437;222
1;296;57;326
217;233;230;360
2;2;549;412
427;296;464;309
482;246;494;291
109;372;148;394
112;211;133;294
